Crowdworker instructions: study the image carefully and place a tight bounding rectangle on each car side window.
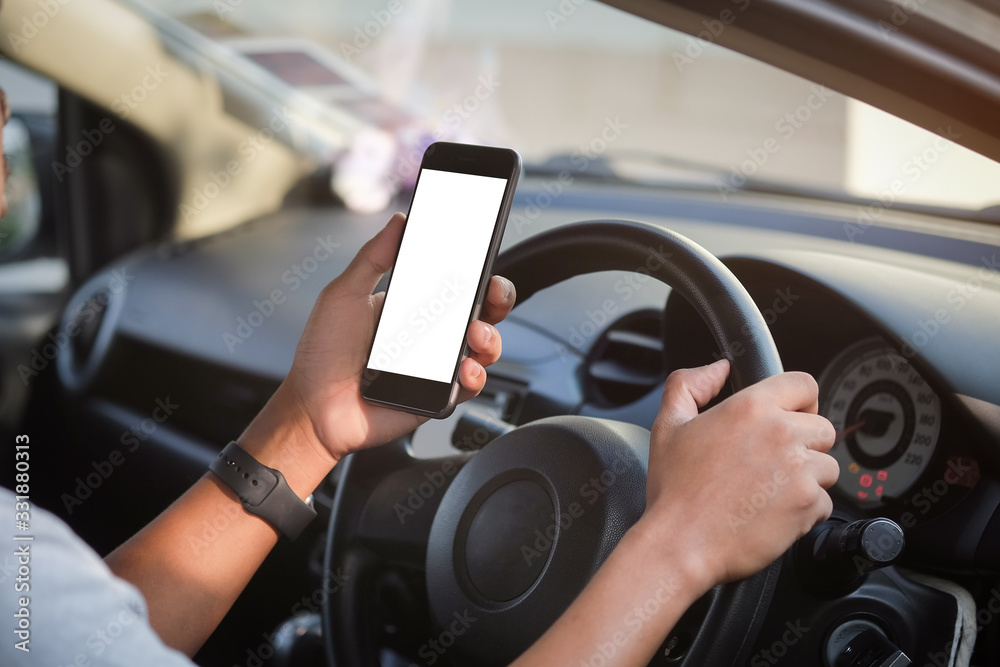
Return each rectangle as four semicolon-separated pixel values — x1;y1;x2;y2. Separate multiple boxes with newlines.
0;58;67;292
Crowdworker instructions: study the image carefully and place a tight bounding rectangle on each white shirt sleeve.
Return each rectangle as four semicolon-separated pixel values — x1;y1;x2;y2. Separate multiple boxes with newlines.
0;486;194;666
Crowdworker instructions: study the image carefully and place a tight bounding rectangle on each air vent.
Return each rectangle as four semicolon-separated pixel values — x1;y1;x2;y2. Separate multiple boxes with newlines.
70;289;110;366
583;309;666;407
57;274;126;392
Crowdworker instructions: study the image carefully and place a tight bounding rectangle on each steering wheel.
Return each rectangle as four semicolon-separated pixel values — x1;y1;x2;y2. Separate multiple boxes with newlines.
322;219;783;667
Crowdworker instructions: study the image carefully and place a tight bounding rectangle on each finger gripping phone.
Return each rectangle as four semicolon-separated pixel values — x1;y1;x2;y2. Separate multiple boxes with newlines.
361;142;521;419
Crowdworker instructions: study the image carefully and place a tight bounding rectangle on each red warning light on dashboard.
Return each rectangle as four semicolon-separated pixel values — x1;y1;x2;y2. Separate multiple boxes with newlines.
877;470;888;481
857;491;869;499
860;473;873;488
875;485;884;497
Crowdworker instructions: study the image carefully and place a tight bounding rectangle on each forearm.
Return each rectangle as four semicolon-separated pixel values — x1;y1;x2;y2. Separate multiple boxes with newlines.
512;516;712;667
104;384;334;656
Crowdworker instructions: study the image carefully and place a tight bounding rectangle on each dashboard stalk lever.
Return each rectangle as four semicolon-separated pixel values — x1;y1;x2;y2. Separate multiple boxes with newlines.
797;517;905;595
451;408;515;451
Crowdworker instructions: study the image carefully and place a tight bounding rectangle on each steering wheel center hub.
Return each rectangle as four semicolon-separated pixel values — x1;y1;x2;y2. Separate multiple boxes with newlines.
462;479;554;601
424;417;650;666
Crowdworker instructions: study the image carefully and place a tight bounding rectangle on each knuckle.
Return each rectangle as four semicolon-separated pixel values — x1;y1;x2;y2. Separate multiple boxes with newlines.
771;415;793;443
817;418;837;448
666;367;692;384
741;392;768;421
824;454;841;486
794;476;820;509
816;491;833;522
800;513;820;539
319;278;343;302
791;371;819;397
783;446;807;471
663;368;691;394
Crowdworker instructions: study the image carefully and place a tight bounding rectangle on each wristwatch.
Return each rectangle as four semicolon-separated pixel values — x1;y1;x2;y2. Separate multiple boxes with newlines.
209;441;317;539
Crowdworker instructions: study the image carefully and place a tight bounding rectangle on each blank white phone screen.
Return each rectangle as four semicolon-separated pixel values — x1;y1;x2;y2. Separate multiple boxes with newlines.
368;168;508;383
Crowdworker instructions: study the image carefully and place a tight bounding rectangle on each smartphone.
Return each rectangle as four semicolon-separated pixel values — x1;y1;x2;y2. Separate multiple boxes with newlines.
361;142;521;418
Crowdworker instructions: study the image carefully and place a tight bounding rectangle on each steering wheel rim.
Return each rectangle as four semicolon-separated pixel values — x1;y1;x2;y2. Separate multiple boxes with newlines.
323;219;784;667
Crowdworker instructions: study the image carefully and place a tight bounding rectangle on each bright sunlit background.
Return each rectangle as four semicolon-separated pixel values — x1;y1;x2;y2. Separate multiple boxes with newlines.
142;0;1000;212
3;0;999;241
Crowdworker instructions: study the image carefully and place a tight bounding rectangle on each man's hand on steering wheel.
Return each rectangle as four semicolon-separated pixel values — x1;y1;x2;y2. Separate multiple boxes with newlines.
644;359;839;588
513;361;838;667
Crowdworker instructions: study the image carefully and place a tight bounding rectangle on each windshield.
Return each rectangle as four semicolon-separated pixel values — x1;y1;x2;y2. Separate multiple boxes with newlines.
129;0;1000;224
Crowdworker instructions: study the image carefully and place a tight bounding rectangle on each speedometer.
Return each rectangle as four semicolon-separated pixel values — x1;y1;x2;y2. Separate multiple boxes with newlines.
819;338;941;506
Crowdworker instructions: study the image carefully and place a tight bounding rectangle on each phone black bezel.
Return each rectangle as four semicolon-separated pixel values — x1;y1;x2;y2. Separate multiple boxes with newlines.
361;142;521;418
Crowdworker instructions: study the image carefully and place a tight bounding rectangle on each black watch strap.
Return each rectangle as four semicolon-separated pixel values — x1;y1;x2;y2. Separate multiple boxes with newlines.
209;441;317;540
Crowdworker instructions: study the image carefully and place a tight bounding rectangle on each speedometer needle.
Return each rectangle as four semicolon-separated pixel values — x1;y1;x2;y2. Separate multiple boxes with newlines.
836;420;866;441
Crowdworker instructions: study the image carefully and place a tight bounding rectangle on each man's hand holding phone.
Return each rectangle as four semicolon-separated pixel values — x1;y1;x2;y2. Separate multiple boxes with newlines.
104;212;514;655
239;143;520;473
249;212;516;467
291;212;515;460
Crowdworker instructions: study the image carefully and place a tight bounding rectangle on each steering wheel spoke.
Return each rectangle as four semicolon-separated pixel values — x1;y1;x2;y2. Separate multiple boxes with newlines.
322;438;471;664
355;453;472;567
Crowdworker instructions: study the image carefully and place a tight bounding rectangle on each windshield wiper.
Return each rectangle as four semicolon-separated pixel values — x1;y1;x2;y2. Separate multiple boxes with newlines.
524;154;626;182
527;149;1000;226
